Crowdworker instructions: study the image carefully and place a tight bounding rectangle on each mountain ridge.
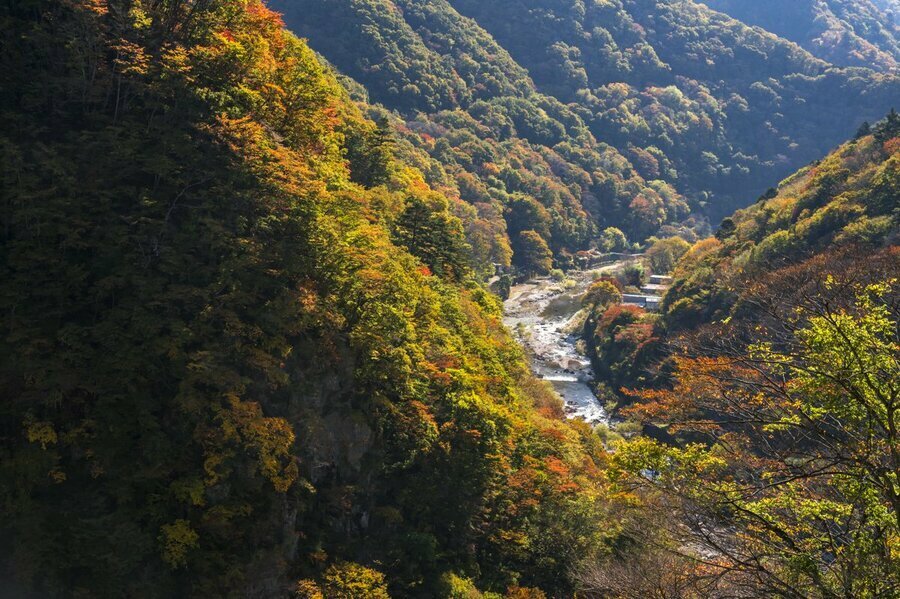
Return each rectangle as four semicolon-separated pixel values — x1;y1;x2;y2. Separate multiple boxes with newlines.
701;0;900;70
272;0;899;257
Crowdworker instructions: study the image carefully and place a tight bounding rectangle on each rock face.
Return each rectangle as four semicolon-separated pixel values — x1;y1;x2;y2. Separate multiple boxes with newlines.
288;351;373;483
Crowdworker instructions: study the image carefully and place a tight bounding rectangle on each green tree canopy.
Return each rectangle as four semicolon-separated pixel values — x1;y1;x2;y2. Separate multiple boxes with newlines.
393;192;472;281
646;236;691;274
599;227;629;253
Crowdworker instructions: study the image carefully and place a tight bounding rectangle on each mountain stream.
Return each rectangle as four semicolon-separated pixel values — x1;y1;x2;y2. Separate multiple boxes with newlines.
502;265;624;425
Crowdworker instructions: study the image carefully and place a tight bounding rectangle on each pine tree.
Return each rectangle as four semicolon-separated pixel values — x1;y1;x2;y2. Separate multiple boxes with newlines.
874;108;900;144
855;121;871;139
393;194;471;281
715;217;737;240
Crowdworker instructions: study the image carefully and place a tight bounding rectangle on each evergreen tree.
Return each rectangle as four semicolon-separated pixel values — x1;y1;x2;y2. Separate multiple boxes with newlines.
393;194;471;281
856;121;871;138
715;217;737;240
513;230;553;276
874;108;900;144
346;117;394;187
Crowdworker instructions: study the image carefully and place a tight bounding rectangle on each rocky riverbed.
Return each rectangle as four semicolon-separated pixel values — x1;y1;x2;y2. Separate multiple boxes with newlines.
503;266;622;425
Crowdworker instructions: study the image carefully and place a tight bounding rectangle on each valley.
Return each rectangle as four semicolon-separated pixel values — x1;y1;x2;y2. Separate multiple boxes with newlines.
0;1;896;597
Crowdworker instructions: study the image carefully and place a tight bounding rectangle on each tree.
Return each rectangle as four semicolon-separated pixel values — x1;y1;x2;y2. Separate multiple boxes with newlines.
714;217;736;241
579;546;716;599
294;580;325;598
345;117;393;187
855;120;871;139
393;193;471;281
506;195;552;241
619;262;646;288
467;214;513;278
616;274;900;597
491;274;513;300
599;227;628;253
322;563;390;599
874;108;900;144
756;187;778;203
583;280;622;310
646;236;691;274
514;230;553;276
585;303;659;393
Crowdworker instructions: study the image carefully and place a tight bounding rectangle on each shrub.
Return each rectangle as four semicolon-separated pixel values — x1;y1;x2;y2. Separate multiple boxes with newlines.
323;562;390;599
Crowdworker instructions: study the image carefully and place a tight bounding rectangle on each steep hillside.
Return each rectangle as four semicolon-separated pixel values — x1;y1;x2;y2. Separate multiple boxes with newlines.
269;0;696;267
577;112;900;599
444;0;899;219
581;110;898;418
662;111;900;330
0;2;624;597
702;0;900;70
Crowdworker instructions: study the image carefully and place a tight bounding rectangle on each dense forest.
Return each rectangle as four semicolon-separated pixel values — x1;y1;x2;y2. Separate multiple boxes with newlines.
272;0;899;262
578;113;899;597
702;0;900;70
1;1;898;598
0;1;630;596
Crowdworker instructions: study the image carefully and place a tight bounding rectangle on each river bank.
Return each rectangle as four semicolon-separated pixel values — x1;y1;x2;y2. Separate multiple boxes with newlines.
502;264;624;425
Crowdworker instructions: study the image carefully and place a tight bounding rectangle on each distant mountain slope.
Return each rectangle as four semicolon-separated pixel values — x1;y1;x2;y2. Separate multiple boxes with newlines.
270;0;694;264
702;0;900;70
445;0;900;219
273;0;899;235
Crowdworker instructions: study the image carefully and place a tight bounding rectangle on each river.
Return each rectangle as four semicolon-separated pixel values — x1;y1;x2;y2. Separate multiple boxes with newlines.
503;265;622;425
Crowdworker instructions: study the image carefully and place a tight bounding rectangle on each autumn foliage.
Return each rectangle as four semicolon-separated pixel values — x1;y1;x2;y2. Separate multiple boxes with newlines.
0;1;619;597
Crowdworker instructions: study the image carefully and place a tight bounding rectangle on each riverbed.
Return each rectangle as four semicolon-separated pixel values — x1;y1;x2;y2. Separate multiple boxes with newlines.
503;266;621;425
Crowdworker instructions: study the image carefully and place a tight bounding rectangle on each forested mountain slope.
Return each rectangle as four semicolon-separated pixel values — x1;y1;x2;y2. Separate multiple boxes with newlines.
446;0;899;217
585;113;899;403
0;2;626;596
579;112;900;598
273;0;899;234
268;0;695;270
702;0;900;70
662;111;900;330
